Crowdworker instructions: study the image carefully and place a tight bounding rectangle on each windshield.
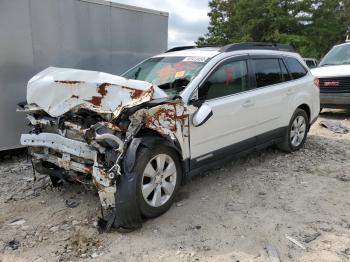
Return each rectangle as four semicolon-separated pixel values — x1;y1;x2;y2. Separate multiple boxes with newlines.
123;56;209;96
319;44;350;66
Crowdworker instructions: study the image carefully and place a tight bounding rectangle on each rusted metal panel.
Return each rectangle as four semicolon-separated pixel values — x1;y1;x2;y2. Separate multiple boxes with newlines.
129;100;197;160
21;133;97;160
27;67;168;118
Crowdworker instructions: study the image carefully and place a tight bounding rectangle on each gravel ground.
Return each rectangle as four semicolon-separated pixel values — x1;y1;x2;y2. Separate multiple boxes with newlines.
0;109;349;262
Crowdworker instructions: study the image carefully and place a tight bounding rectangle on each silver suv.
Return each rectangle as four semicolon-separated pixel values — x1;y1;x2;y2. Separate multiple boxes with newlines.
20;43;320;231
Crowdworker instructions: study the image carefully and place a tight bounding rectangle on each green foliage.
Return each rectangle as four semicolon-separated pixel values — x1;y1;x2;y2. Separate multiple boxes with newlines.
197;0;350;58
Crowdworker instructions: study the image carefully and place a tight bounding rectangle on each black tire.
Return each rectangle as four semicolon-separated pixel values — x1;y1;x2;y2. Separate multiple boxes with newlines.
277;108;309;153
50;175;63;187
133;145;182;218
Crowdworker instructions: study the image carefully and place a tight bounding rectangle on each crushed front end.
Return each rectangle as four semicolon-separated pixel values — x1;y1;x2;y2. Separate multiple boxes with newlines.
19;67;192;232
21;108;124;210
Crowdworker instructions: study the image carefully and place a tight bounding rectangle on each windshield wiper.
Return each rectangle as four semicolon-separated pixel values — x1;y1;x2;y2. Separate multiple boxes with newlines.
134;67;141;79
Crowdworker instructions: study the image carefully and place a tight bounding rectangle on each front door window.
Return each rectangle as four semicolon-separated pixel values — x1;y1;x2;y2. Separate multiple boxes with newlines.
198;60;249;100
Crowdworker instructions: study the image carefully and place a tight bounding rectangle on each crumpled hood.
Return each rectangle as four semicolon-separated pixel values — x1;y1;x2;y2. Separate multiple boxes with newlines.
311;65;350;78
27;67;168;118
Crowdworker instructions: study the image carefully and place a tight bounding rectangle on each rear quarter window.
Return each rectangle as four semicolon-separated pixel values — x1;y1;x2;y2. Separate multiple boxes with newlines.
284;57;308;80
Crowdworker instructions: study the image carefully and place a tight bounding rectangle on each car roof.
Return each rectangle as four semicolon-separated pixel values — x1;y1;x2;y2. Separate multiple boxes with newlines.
153;43;300;60
153;47;300;59
153;47;221;58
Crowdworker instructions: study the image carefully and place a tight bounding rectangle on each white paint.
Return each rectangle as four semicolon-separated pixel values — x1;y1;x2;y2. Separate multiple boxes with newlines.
27;67;168;118
311;65;350;78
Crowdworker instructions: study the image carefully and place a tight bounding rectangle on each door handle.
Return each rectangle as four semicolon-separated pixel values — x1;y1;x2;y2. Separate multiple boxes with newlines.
242;100;255;108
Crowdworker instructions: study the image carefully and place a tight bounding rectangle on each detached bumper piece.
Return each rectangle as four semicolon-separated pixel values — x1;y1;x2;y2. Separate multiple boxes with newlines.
21;133;96;166
21;133;142;232
21;132;116;203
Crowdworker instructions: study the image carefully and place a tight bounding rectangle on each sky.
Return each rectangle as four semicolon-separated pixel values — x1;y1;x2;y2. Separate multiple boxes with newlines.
110;0;210;48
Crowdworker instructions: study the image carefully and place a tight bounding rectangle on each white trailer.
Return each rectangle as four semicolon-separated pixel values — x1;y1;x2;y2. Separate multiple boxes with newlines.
0;0;168;150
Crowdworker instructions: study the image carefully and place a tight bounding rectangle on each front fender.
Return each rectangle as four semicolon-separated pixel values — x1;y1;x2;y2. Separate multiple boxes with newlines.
123;136;182;174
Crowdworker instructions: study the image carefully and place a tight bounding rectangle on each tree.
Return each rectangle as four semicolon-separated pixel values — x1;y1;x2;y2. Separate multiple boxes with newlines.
197;0;350;58
305;0;349;57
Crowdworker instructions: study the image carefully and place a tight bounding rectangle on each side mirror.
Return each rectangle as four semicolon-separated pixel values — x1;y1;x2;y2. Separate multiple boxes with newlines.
192;104;213;127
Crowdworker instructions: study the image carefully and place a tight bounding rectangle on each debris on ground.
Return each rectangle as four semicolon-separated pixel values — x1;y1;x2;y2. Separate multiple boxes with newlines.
0;111;349;261
319;120;350;134
65;200;80;208
301;232;321;243
5;240;20;250
7;218;26;226
342;248;350;256
265;244;281;262
336;174;350;182
285;234;306;250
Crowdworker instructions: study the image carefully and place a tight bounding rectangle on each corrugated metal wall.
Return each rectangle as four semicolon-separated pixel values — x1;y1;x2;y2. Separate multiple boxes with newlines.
0;0;168;150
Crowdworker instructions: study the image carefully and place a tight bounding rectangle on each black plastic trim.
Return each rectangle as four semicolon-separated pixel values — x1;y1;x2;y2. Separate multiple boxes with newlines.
220;42;295;53
124;136;182;173
165;46;196;53
194;110;213;127
188;127;287;176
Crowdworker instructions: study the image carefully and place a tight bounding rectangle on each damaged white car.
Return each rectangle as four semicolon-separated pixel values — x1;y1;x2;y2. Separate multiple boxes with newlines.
19;43;319;232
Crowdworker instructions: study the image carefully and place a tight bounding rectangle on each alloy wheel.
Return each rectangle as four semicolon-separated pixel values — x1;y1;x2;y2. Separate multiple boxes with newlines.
290;115;306;147
141;154;177;207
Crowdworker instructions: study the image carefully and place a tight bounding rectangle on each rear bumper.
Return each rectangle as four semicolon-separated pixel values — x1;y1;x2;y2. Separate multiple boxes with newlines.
320;92;350;108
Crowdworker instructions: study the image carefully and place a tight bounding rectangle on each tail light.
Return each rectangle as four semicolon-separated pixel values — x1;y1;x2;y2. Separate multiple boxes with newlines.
314;78;320;87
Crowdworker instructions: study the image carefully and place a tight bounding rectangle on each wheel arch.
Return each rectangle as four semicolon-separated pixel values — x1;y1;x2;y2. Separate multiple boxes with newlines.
113;131;185;231
297;103;311;122
123;129;184;174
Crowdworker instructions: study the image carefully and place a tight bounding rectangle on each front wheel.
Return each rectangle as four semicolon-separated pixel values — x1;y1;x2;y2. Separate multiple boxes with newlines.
135;146;182;218
277;108;309;152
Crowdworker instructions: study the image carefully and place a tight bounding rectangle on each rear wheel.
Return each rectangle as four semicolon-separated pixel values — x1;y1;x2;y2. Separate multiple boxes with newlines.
278;108;309;152
134;146;182;218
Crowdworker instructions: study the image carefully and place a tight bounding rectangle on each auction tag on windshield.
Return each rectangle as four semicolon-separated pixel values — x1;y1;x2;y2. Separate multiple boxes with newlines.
175;71;185;78
183;57;208;63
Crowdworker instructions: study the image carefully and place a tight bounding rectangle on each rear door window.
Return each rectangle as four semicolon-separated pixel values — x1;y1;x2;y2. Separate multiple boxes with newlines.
284;57;308;79
252;58;283;88
279;59;292;81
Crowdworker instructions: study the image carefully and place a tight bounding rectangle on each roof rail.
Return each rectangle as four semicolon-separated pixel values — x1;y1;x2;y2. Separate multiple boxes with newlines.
165;46;196;53
219;42;295;53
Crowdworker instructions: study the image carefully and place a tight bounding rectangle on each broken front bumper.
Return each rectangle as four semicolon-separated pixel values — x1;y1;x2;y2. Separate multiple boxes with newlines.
21;132;117;209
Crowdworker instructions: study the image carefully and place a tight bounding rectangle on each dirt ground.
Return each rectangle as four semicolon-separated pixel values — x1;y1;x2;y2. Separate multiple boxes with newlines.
0;109;349;262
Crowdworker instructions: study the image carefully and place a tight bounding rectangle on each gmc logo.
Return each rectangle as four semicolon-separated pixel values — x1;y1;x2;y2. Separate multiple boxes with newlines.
323;81;340;87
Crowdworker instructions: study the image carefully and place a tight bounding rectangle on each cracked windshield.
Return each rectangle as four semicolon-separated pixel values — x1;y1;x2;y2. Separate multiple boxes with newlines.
123;56;208;96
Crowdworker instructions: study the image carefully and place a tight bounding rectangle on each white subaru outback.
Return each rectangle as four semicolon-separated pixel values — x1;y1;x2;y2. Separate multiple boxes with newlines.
19;43;319;231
